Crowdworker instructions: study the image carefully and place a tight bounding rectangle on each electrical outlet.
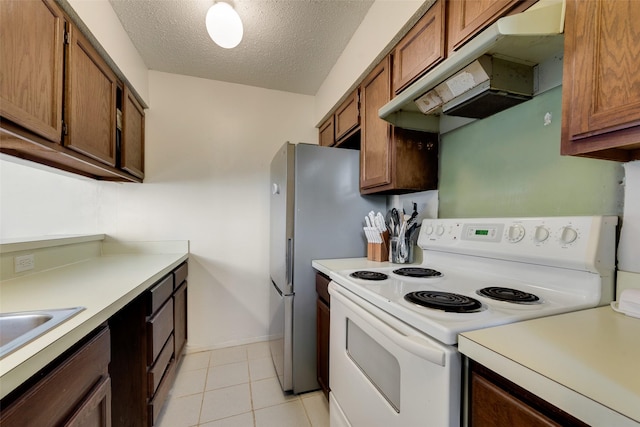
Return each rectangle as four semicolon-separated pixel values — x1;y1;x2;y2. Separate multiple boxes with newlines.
14;254;35;273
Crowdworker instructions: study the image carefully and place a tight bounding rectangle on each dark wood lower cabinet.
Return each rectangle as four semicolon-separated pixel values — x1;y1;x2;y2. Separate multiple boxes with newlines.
316;272;331;399
469;361;589;427
0;325;111;427
110;261;188;427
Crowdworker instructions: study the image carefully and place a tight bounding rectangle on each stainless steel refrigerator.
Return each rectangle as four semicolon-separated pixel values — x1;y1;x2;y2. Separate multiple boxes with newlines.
269;142;385;393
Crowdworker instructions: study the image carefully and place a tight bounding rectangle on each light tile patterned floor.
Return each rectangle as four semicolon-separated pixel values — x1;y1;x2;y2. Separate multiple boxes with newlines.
156;342;330;427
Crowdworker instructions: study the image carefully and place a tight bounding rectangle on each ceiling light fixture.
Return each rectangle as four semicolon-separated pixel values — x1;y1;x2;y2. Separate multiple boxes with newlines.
205;2;243;49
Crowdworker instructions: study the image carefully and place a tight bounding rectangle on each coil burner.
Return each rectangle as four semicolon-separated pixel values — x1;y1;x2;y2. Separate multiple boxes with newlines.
393;267;443;278
404;291;483;313
476;287;541;304
349;271;389;281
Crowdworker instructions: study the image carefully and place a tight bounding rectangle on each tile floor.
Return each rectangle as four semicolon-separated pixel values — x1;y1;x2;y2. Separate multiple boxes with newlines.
156;342;330;427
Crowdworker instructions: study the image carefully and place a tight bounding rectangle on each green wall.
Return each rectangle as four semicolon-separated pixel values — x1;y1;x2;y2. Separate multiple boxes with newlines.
438;86;624;218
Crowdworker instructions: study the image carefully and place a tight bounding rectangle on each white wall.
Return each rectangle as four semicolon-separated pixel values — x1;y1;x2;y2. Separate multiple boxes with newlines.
101;71;316;350
0;158;109;238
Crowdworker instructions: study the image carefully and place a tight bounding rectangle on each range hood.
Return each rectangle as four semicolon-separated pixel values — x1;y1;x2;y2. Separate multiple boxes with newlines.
379;0;566;132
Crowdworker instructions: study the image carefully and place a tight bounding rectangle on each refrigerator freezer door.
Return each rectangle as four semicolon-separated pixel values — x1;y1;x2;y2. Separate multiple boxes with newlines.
269;279;293;391
270;142;295;295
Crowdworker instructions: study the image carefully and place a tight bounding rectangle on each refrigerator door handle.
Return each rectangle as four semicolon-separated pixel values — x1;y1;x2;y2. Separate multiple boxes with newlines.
286;238;293;291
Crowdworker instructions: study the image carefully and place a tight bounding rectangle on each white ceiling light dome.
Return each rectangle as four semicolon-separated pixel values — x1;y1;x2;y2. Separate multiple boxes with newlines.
206;2;243;49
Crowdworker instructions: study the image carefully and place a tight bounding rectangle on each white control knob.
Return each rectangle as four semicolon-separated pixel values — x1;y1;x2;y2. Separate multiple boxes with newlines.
425;225;434;235
272;183;280;195
534;226;550;243
507;224;525;242
436;225;445;236
560;226;578;244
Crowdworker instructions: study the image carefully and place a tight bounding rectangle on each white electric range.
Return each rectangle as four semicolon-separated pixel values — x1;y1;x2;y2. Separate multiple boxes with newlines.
327;216;618;427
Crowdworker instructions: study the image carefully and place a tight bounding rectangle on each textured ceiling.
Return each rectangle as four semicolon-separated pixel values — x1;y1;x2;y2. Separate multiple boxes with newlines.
108;0;374;95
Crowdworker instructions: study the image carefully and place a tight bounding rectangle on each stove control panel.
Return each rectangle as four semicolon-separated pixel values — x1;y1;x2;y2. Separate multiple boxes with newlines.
418;216;618;272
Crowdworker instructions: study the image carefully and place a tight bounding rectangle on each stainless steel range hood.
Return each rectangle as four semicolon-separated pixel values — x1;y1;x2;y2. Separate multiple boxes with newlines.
379;0;566;132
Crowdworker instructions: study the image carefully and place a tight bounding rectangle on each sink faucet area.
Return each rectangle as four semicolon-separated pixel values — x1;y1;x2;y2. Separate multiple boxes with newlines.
0;307;85;359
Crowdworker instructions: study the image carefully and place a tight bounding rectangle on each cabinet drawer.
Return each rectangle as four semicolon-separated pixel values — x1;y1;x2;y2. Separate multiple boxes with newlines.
148;274;173;315
148;334;174;398
316;272;331;305
173;262;188;288
148;359;176;426
147;300;174;365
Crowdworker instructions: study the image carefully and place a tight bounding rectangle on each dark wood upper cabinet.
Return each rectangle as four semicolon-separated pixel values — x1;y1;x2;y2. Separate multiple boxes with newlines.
561;0;640;161
446;0;535;53
393;0;446;94
0;0;145;182
122;86;146;179
65;24;118;167
0;0;65;143
334;90;360;142
360;57;393;190
319;115;335;147
360;56;439;194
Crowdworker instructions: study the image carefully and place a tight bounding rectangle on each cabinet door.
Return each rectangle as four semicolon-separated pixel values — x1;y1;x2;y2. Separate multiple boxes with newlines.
316;298;330;399
174;281;188;363
360;57;392;190
0;327;110;427
335;90;360;142
64;376;112;427
561;0;640;161
471;373;561;427
122;86;145;179
319;116;335;146
447;0;531;53
393;0;445;94
469;361;589;427
0;0;64;142
65;24;118;167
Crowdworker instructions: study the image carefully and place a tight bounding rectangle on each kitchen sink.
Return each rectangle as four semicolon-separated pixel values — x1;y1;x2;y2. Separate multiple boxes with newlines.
0;307;85;359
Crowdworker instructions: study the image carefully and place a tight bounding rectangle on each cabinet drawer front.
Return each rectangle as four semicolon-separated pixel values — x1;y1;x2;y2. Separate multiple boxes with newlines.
149;274;173;315
174;262;188;288
148;334;174;398
148;359;177;425
147;301;174;365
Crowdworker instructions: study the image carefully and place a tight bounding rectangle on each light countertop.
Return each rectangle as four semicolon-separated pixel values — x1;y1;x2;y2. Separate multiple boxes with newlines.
0;236;189;399
312;257;395;278
459;306;640;426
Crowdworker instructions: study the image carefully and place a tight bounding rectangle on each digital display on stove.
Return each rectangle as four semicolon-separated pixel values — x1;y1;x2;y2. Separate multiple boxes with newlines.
462;224;503;242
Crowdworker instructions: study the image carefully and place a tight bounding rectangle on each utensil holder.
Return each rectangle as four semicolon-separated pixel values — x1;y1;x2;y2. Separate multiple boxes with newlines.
390;235;414;264
367;231;389;262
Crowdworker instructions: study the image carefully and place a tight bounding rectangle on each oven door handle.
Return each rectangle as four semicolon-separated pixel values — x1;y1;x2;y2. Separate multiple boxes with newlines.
330;283;446;366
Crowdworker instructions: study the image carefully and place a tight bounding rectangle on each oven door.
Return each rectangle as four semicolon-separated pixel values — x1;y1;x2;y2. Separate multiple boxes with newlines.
329;281;461;427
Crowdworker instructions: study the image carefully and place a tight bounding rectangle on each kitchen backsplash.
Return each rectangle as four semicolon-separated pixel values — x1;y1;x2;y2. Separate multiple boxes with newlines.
437;86;624;219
